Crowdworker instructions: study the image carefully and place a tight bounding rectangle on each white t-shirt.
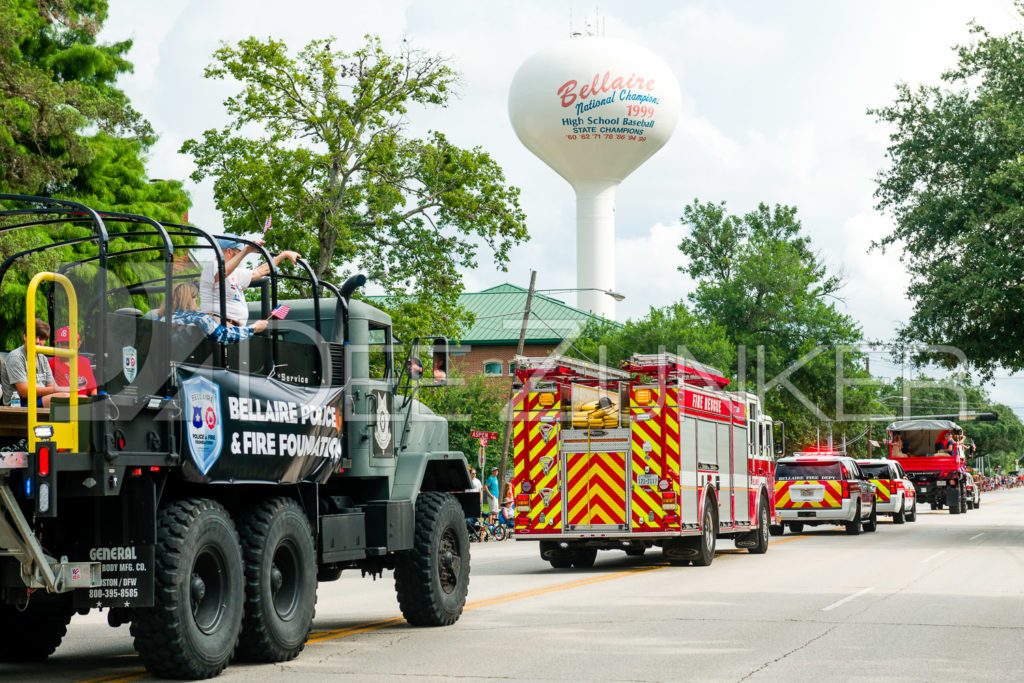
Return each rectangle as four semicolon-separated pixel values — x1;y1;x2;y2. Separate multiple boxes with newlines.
199;261;254;324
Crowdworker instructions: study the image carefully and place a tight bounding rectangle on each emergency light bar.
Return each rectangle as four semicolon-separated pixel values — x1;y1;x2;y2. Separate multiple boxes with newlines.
626;352;729;388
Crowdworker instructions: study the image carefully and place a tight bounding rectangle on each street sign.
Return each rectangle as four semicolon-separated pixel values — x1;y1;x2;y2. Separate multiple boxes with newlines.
479;438;488;446
471;430;499;440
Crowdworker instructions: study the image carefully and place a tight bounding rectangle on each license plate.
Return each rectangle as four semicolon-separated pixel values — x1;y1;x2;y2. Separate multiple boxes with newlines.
936;481;946;486
637;474;659;487
797;511;815;518
800;488;815;496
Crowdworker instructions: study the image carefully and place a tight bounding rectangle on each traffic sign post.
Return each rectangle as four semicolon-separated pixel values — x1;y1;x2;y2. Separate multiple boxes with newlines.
472;430;498;471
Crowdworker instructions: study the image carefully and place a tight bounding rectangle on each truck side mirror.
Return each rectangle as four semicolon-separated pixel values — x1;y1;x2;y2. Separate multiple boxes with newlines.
432;336;448;385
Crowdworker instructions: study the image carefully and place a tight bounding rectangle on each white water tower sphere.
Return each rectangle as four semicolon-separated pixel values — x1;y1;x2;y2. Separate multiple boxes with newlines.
508;36;681;319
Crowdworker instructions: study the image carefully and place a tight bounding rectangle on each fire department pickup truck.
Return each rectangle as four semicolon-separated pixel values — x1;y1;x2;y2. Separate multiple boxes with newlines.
773;453;877;535
856;459;917;524
512;353;777;568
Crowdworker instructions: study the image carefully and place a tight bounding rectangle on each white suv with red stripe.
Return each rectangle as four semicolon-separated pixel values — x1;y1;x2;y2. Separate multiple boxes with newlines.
856;459;917;524
771;454;877;535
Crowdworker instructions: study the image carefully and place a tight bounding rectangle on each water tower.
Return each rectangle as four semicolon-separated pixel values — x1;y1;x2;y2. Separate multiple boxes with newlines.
508;35;681;319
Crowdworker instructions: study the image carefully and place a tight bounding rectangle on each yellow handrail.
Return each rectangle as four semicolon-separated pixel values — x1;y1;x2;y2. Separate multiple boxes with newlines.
26;272;79;453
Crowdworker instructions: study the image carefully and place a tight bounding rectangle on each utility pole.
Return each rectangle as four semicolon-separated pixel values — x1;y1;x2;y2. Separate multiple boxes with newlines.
498;270;536;505
867;356;872;458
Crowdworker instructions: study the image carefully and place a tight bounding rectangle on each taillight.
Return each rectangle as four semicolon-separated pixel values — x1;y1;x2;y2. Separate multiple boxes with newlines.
661;491;677;511
841;481;849;498
515;515;529;526
37;445;50;477
516;493;530;513
664;514;679;525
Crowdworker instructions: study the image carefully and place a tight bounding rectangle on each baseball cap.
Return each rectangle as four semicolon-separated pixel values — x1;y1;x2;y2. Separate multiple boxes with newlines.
216;237;244;251
491;467;498;472
55;326;80;344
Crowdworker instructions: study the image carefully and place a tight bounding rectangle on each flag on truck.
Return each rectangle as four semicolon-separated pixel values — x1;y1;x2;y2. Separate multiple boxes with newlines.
270;305;290;319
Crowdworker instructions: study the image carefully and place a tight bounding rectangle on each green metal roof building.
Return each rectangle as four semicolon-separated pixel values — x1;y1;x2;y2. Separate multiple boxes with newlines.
369;284;619;378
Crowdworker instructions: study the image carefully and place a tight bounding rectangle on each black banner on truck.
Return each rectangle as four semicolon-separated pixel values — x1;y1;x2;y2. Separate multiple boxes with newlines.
176;365;345;484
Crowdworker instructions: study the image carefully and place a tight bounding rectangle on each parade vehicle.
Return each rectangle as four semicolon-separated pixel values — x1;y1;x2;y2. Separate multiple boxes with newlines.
886;419;970;514
772;453;877;535
0;195;476;679
855;458;917;524
511;352;777;568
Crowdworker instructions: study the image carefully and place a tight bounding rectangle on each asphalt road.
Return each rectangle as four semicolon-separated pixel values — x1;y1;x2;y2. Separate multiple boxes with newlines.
6;488;1024;682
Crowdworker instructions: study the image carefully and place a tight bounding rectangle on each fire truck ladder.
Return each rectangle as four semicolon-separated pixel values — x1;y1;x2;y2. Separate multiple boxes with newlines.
627;352;729;387
514;354;632;382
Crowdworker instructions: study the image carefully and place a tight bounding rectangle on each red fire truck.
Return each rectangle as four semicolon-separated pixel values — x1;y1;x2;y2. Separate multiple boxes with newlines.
511;353;777;568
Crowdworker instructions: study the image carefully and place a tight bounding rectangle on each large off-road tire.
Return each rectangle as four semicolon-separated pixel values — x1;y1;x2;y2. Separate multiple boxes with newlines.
863;503;878;532
906;500;917;522
0;598;74;662
748;500;771;554
395;492;470;626
845;502;862;535
130;498;244;679
571;547;597;568
689;498;717;567
236;497;317;662
788;522;804;534
893;499;906;524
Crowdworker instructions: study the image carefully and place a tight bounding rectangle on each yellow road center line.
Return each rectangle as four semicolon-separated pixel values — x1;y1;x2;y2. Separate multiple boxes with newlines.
309;565;665;644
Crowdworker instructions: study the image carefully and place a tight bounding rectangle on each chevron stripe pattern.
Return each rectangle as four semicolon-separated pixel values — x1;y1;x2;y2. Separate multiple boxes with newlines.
513;389;561;532
567;452;628;527
870;479;891;502
774;480;843;509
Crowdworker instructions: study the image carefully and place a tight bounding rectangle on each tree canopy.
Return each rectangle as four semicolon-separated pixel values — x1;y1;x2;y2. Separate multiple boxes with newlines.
0;0;190;347
181;35;529;341
871;5;1024;374
677;200;871;452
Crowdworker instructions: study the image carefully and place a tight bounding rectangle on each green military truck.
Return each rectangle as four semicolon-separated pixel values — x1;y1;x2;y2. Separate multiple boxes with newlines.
0;195;476;678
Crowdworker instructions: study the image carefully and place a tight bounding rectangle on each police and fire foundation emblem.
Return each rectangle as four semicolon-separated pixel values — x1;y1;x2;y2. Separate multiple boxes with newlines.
183;375;223;475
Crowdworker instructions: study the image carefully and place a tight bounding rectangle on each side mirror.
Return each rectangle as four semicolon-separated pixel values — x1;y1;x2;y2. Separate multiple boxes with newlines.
431;336;448;386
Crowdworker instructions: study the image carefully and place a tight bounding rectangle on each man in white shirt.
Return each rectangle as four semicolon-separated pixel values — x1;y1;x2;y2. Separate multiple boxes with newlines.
199;237;301;325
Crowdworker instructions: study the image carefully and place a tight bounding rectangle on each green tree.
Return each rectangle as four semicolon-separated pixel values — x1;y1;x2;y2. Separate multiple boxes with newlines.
417;373;507;471
181;35;529;342
871;4;1024;374
0;0;191;347
677;200;872;453
573;301;735;373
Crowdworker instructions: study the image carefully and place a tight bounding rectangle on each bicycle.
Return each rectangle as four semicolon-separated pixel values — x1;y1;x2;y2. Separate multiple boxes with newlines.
467;516;506;542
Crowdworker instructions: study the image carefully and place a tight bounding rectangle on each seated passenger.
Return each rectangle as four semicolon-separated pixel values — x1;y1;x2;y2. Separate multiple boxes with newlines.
934;429;953;453
49;326;98;397
161;282;267;344
0;318;71;407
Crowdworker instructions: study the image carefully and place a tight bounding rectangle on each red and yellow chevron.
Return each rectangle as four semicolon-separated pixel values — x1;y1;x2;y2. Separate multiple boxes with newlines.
870;479;891;503
628;386;682;530
513;390;562;532
566;452;627;527
774;480;843;509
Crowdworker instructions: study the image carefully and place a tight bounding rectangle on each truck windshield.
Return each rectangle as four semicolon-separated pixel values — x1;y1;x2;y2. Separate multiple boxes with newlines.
776;463;842;480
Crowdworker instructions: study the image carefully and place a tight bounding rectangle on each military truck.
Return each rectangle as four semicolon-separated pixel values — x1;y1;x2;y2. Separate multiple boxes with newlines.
0;195;476;678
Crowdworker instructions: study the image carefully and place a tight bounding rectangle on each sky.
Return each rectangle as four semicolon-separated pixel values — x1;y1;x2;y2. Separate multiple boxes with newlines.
99;0;1024;417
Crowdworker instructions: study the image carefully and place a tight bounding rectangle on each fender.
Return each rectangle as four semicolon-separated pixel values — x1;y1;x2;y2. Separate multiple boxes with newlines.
392;450;476;515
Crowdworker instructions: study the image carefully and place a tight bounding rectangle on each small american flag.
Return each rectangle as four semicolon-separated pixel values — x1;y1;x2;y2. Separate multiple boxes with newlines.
270;305;290;319
263;214;272;232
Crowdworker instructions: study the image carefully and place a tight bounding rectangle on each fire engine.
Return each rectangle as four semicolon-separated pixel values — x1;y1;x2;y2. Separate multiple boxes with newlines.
511;353;777;568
